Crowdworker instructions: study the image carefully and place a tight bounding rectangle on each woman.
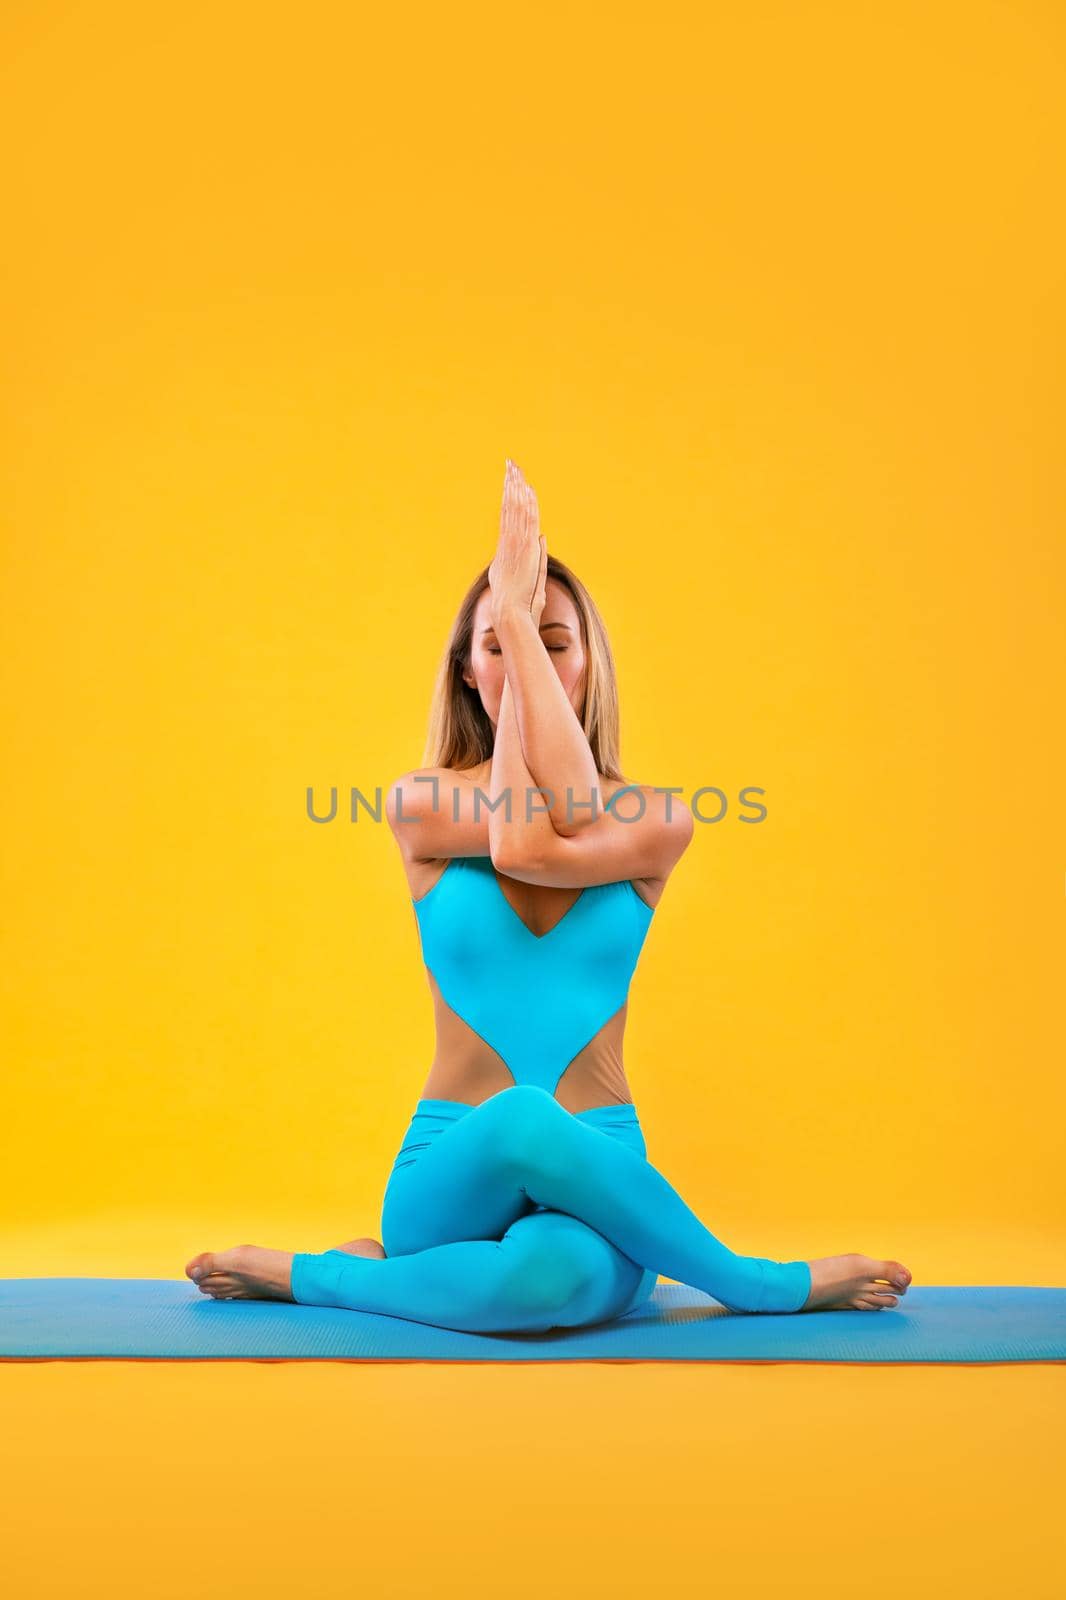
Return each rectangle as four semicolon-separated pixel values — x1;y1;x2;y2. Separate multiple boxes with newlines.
186;459;912;1327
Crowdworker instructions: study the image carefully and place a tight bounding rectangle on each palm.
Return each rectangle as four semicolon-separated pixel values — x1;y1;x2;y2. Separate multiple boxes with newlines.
492;459;546;620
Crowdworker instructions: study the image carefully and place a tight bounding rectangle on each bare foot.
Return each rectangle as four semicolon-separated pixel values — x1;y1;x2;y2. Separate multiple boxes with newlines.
185;1245;295;1301
802;1254;912;1311
332;1236;387;1258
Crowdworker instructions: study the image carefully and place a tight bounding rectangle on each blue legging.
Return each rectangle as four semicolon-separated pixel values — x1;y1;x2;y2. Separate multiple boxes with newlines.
290;1085;812;1332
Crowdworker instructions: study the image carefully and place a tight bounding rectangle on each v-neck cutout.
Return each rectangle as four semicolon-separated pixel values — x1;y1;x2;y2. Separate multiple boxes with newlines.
489;866;587;942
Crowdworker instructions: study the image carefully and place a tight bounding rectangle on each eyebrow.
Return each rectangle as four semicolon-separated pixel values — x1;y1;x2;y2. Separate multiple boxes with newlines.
481;621;573;635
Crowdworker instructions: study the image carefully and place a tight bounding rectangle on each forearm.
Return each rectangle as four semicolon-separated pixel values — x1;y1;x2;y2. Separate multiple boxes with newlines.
492;604;601;836
487;673;562;868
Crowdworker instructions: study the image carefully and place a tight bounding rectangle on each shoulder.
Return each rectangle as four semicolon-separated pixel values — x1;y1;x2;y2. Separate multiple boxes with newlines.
603;780;694;838
385;765;477;828
385;766;483;900
603;780;694;908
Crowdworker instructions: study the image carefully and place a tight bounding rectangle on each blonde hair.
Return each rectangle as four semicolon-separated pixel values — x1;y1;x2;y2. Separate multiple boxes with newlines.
421;554;627;782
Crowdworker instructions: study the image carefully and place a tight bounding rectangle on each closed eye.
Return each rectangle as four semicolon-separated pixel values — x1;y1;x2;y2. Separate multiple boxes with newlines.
487;645;567;654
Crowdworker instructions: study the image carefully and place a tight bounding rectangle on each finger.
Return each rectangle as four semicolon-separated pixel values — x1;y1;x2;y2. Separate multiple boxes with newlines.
501;463;519;538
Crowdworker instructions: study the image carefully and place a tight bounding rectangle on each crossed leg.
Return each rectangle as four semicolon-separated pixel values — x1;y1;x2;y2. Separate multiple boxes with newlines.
297;1207;653;1333
289;1085;811;1326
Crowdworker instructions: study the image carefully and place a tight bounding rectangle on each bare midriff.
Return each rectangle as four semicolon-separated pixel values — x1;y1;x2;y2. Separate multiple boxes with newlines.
418;966;635;1113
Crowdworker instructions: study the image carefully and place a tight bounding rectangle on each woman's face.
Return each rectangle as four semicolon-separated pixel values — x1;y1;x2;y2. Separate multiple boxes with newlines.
463;577;587;731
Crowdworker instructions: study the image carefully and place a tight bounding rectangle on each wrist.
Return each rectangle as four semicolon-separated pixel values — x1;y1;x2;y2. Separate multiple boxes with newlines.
491;601;538;633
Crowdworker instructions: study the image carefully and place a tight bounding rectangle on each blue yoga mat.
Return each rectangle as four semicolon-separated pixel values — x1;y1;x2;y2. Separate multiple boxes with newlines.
1;1279;1064;1361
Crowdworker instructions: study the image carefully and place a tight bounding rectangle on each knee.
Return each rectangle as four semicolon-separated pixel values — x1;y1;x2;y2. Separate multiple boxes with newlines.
499;1234;602;1323
485;1085;569;1181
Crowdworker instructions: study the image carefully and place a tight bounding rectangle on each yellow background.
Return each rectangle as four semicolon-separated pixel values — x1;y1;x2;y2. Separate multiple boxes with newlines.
1;2;1063;1596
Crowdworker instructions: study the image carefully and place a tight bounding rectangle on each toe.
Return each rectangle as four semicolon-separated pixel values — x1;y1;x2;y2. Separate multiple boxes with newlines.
885;1261;911;1289
186;1252;215;1283
201;1277;234;1297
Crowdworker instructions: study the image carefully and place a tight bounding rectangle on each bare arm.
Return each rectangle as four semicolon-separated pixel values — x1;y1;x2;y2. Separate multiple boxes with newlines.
487;672;572;870
490;671;694;889
389;459;687;882
385;768;494;862
490;603;601;837
384;650;558;867
496;781;694;889
385;721;692;889
489;461;601;836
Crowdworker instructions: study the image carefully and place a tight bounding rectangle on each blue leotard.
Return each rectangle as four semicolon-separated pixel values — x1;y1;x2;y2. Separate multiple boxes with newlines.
411;855;655;1096
289;853;813;1328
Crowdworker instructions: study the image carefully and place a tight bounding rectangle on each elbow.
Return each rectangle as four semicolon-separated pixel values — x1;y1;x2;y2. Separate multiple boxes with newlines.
553;787;607;838
489;834;542;877
550;812;600;840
